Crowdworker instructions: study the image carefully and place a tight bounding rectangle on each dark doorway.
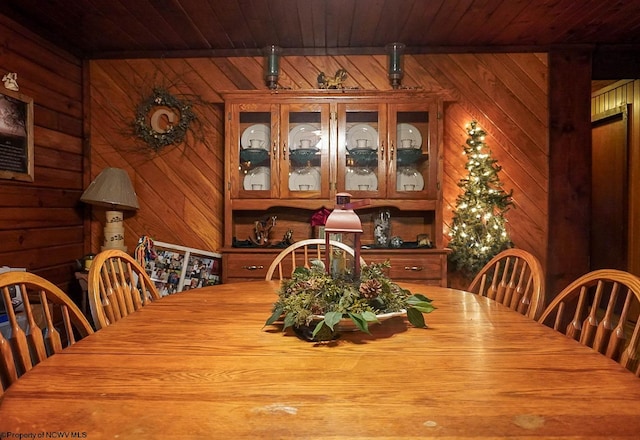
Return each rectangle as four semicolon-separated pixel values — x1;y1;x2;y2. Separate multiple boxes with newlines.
591;105;629;271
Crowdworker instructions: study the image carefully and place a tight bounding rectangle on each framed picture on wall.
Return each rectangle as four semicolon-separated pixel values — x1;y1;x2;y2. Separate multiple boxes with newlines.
142;241;221;296
0;88;34;182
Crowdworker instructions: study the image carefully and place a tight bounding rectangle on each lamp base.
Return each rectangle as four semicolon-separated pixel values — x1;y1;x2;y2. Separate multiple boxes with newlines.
101;244;128;252
102;210;127;253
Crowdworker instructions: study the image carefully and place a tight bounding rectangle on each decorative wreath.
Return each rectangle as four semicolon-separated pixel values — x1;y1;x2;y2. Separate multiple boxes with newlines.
134;87;196;151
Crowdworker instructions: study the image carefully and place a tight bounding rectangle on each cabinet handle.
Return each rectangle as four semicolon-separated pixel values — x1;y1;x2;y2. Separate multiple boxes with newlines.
272;141;277;156
282;143;288;160
390;141;395;160
380;141;385;160
404;266;423;271
242;265;264;271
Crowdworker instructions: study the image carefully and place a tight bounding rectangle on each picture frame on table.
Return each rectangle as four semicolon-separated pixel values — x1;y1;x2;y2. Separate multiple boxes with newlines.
143;241;221;296
0;88;34;182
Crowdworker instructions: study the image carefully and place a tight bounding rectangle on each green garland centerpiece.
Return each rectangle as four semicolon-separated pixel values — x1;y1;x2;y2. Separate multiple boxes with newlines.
265;260;436;341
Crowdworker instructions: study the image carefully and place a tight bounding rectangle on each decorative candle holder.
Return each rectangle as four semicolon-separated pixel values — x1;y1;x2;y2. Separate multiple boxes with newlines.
386;42;406;89
263;45;282;90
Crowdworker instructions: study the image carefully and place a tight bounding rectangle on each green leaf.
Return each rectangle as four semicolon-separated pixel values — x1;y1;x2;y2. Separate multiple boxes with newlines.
361;310;379;322
311;320;327;338
411;302;437;314
293;266;310;276
407;308;426;328
369;297;385;309
264;306;284;327
323;311;343;330
283;313;296;330
410;293;433;303
406;295;436;314
348;313;371;334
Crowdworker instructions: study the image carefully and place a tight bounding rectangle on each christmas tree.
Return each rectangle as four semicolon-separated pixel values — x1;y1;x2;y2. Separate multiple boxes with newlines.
448;121;514;278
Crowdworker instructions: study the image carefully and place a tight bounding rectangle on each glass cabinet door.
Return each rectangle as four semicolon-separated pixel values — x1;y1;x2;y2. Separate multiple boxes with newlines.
234;104;277;198
280;103;330;199
336;103;385;196
387;103;436;199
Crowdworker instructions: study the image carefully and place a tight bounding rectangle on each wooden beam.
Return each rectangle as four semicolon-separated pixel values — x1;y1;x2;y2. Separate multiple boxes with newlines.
547;48;592;298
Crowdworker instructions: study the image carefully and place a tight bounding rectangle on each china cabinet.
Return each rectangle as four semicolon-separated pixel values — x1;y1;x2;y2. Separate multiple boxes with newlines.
221;90;448;285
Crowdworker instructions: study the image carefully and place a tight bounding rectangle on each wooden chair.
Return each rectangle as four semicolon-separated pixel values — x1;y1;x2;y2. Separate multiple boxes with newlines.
538;269;640;376
0;272;93;393
467;248;545;320
265;238;367;281
88;249;161;330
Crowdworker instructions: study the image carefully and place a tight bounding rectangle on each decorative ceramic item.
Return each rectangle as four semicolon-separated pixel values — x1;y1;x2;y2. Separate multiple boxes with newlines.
390;236;404;248
317;68;348;89
2;72;19;91
374;210;391;247
250;215;277;247
293;310;407;341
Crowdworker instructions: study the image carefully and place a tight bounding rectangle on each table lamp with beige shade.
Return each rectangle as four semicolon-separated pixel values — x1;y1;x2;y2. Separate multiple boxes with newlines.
80;167;139;252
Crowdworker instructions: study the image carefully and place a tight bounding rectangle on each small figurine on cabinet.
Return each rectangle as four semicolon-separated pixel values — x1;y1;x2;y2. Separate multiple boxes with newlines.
417;233;433;248
251;215;277;247
317;68;348;89
273;229;294;248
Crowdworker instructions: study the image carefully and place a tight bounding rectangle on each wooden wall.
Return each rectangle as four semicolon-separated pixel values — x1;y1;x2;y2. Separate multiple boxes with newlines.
0;15;84;292
591;79;640;276
89;53;549;288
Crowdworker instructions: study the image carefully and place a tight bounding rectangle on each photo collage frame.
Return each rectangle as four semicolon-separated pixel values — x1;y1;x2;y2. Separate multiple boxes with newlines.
143;241;221;296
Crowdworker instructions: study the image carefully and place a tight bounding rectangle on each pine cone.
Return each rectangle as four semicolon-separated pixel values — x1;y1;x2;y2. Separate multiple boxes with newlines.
359;279;382;299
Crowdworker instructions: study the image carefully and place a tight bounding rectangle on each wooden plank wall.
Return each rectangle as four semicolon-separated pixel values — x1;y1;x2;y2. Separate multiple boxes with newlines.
89;53;549;288
591;79;640;277
0;16;84;292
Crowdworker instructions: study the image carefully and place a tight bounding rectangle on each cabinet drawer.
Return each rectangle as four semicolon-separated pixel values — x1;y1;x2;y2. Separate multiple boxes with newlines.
364;251;447;284
223;253;275;281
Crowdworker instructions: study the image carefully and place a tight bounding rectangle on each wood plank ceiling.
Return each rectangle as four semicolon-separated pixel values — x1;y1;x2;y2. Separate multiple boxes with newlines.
1;0;639;59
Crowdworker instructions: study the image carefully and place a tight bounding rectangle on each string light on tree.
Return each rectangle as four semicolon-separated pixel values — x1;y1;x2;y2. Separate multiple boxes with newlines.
448;120;514;278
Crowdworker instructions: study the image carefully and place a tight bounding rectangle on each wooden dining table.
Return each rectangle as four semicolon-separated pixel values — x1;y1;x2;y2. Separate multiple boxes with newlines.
1;280;640;438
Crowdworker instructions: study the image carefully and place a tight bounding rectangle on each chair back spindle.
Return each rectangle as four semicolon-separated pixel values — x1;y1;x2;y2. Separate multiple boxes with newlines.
21;288;46;364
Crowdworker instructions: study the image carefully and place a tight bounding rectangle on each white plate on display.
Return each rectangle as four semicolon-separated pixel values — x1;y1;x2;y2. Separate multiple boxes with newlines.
345;167;378;191
241;124;270;149
346;124;378;151
396;123;422;149
243;166;271;190
289;124;320;150
289;167;321;191
396;167;424;191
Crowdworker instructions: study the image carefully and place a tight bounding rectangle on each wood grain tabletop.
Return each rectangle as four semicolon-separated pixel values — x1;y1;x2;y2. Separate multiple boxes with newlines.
1;280;640;439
